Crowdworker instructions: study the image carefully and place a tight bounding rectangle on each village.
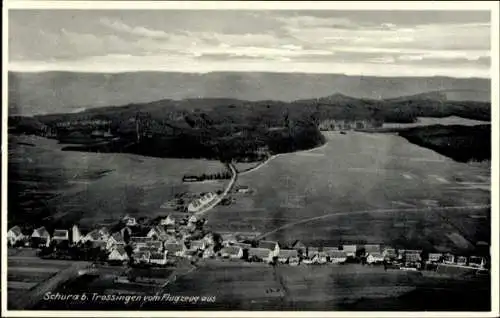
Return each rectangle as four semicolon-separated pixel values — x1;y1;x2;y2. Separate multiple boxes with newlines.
7;208;490;276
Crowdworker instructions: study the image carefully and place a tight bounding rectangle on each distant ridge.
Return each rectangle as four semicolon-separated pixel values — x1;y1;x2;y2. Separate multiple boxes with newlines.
8;71;490;116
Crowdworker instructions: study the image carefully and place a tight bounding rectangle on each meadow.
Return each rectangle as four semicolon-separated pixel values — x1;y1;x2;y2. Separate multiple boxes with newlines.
8;135;228;229
207;131;490;252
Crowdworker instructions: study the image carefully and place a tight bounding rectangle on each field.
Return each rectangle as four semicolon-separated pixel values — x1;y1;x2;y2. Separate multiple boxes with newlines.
8;135;228;228
8;249;91;309
382;116;490;129
207;131;490;252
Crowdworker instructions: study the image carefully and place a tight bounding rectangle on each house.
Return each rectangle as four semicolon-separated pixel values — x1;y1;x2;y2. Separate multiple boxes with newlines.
203;247;216;259
248;248;273;263
31;226;51;247
219;246;244;259
403;252;422;266
108;246;129;262
237;186;250;193
327;250;348;264
149;251;169;265
71;225;82;244
133;251;151;263
188;240;206;251
107;232;125;251
258;241;280;257
53;229;70;241
165;224;176;234
382;248;397;260
164;242;186;257
456;256;468;266
342;245;357;257
160;215;176;226
312;251;328;264
364;244;381;256
202;233;216;246
291;240;307;253
277;249;299;264
7;226;25;246
366;253;385;264
130;237;151;251
443;253;455;264
427;253;443;263
147;226;168;241
469;256;486;268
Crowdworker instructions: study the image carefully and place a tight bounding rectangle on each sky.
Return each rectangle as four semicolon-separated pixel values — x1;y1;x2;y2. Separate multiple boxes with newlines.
8;10;492;78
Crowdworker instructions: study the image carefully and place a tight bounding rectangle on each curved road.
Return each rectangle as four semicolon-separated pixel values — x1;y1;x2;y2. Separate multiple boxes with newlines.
256;204;490;240
193;162;238;218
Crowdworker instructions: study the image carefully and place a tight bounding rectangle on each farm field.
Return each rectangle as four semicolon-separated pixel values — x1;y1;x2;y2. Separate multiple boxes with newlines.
8;135;228;228
141;261;489;311
7;250;91;309
382;116;490;129
207;131;490;252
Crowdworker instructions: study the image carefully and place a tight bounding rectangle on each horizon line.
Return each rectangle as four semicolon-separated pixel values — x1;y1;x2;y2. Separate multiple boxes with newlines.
7;69;491;80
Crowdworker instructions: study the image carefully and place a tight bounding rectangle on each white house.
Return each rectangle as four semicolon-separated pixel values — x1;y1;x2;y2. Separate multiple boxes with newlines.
257;241;280;257
248;248;274;263
160;215;176;226
219;246;243;259
382;248;397;260
130;237;151;251
342;245;357;258
366;252;385;264
312;251;328;264
456;256;468;266
7;226;25;246
202;247;216;259
31;226;51;247
108;246;129;262
149;251;169;265
443;253;455;264
277;249;299;264
147;226;168;240
327;250;348;264
107;232;125;251
427;253;443;263
71;225;82;244
469;256;486;268
364;244;381;256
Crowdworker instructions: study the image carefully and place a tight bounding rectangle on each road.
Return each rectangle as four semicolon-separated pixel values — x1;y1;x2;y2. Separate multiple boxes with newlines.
193;162;238;218
256;204;490;240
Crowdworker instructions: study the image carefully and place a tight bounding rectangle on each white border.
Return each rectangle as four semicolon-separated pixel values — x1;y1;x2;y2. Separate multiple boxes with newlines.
2;1;499;317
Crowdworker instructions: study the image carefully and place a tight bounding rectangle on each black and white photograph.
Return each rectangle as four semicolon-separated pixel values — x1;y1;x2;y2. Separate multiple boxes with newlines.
2;1;498;316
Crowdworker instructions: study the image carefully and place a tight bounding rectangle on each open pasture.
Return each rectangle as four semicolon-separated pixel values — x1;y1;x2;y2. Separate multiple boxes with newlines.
8;135;227;228
208;131;490;252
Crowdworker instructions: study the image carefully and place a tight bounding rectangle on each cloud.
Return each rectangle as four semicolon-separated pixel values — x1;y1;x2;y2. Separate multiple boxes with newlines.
100;17;170;39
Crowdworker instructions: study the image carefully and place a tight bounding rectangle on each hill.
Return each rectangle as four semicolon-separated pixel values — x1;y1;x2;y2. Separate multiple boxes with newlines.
8;71;490;116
